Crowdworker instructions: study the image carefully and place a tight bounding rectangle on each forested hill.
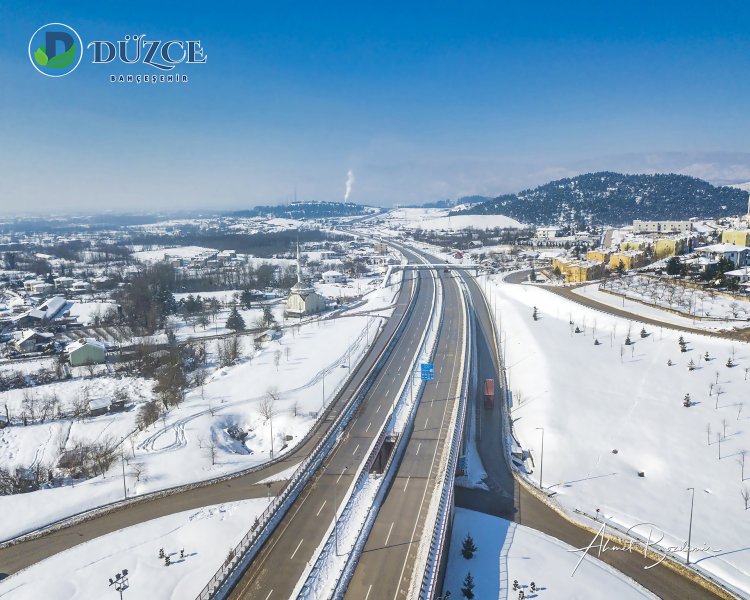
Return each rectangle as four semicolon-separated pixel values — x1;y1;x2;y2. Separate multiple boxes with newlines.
451;172;749;226
229;201;372;219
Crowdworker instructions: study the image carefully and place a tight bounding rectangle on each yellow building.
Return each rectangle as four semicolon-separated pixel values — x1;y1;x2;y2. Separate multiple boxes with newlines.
620;240;649;252
721;230;750;247
654;238;687;260
552;258;605;283
586;250;610;264
609;251;646;271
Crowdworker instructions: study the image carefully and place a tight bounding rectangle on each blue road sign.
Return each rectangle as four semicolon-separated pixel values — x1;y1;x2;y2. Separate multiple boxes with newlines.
420;363;434;380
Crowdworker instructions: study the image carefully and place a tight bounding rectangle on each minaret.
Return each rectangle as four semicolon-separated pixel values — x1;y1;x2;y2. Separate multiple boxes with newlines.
296;241;303;286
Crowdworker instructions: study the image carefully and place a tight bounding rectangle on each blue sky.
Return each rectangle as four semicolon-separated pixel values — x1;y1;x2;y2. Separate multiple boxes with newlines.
2;1;750;212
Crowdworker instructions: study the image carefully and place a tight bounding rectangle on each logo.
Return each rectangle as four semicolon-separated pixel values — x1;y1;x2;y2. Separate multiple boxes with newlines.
29;22;83;77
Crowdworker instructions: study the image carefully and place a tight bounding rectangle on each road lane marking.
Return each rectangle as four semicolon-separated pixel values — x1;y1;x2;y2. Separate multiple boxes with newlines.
415;442;421;456
424;417;429;430
264;591;273;600
365;421;372;433
316;500;327;516
353;443;360;455
375;404;381;414
384;522;395;546
403;476;410;492
364;585;373;600
290;539;304;560
336;470;346;483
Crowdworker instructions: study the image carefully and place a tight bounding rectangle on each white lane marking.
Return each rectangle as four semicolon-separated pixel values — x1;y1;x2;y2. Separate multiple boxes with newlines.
376;404;381;414
264;591;273;600
415;442;422;456
290;539;304;559
353;443;360;455
424;417;430;430
336;470;346;483
365;421;372;433
316;500;327;516
384;522;395;546
403;476;410;492
364;585;373;600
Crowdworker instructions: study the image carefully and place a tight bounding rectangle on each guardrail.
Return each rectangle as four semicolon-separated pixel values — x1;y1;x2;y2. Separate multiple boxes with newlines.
417;273;472;599
197;268;422;600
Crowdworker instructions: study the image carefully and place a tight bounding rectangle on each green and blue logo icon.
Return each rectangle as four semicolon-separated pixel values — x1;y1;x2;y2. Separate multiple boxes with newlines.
28;23;83;77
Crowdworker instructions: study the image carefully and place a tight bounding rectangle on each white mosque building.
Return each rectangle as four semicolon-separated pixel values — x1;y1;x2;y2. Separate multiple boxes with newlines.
285;244;326;317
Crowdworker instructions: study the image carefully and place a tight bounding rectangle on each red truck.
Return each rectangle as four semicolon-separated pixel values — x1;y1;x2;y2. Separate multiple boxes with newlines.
483;378;495;409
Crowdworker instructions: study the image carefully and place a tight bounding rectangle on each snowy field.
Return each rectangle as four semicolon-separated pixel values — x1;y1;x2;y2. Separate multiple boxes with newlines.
383;208;524;231
443;508;654;599
0;499;270;600
488;274;750;594
0;273;402;542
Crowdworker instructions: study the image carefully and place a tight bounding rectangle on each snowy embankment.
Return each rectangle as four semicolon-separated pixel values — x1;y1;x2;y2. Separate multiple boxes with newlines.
443;508;655;599
1;499;270;600
0;273;402;543
574;277;750;332
383;208;524;231
487;274;750;595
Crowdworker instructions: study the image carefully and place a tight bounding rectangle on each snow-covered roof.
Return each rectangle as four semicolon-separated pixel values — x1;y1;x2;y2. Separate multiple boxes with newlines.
88;398;109;411
28;296;68;321
66;338;107;353
15;329;54;344
695;243;749;254
322;270;343;277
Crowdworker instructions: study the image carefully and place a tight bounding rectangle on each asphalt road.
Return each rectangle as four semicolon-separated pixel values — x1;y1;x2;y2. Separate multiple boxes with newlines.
226;266;438;599
344;271;465;600
454;271;727;600
0;265;418;578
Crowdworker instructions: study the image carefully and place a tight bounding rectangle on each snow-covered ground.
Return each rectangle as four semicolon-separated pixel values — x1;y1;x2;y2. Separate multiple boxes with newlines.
383;208;524;231
487;274;750;594
0;272;402;542
0;498;270;600
443;508;655;599
67;301;118;325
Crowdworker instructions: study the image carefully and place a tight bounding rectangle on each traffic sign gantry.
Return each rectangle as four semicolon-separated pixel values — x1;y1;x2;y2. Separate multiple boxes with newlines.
420;363;434;380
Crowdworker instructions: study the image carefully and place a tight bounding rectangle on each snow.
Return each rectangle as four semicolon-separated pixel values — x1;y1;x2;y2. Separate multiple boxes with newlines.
132;246;216;263
67;301;117;325
1;498;270;600
573;278;750;332
486;274;750;594
443;508;655;599
383;208;524;231
0;275;402;542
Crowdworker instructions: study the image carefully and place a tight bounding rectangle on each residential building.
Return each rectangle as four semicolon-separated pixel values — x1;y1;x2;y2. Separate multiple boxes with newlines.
694;243;750;268
536;226;561;240
13;329;54;353
586;250;610;264
322;270;346;284
609;251;647;271
552;258;605;283
633;220;693;234
66;338;107;367
654;238;688;260
721;230;750;247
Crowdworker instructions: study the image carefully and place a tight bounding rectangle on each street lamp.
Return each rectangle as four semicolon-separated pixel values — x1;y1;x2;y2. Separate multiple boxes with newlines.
536;427;545;490
108;569;129;599
686;487;695;566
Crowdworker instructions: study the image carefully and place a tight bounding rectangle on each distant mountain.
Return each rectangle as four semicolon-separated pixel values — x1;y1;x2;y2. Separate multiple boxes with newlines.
451;172;750;227
229;201;372;220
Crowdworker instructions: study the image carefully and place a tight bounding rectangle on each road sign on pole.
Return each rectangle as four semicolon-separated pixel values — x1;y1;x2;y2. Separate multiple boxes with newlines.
420;363;434;380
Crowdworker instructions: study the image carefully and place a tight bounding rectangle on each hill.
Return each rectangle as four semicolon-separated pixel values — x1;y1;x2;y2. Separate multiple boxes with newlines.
451;172;750;226
229;201;373;220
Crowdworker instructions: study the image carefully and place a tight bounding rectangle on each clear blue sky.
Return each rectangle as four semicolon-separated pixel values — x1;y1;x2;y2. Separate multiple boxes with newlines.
2;1;750;212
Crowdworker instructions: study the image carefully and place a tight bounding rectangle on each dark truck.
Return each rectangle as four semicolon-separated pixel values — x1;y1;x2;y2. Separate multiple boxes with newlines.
483;378;495;409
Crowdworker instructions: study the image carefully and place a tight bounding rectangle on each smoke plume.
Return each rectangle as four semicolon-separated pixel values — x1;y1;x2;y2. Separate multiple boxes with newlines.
344;169;355;201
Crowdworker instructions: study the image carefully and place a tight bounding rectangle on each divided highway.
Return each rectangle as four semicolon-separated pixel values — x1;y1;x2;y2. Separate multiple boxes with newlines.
226;262;438;599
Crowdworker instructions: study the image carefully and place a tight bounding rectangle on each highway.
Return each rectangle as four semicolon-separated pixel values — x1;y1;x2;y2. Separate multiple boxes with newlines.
225;263;439;599
0;264;417;578
344;270;465;600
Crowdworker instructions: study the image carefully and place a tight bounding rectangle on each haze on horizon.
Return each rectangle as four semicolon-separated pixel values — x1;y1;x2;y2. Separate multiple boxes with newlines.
2;1;750;213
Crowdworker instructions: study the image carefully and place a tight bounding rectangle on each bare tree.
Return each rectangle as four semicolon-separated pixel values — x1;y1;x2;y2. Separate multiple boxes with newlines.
738;450;747;482
285;346;291;362
207;437;217;466
291;400;299;417
722;418;729;438
274;350;281;372
706;422;712;445
715;386;724;410
739;403;745;421
742;486;749;510
258;388;279;457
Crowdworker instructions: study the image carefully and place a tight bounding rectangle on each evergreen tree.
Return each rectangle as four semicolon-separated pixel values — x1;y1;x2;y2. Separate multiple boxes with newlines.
461;572;475;599
461;533;477;559
226;305;246;332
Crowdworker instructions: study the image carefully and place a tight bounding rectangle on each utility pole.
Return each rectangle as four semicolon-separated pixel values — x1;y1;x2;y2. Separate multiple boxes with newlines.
121;448;127;499
536;427;545;490
686;487;695;566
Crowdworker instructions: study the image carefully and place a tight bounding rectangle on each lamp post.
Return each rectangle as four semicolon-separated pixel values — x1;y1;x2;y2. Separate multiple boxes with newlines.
536;427;545;490
686;487;695;566
108;569;129;599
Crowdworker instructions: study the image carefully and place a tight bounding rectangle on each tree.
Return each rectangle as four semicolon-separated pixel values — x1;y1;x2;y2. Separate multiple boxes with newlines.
461;533;477;559
738;449;747;482
683;393;691;407
461;572;475;599
258;389;279;457
274;350;281;372
666;256;681;276
226;305;246;332
261;304;277;329
742;486;749;510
